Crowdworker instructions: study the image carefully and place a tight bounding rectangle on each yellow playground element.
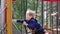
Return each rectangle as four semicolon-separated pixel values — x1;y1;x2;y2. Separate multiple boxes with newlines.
4;0;12;34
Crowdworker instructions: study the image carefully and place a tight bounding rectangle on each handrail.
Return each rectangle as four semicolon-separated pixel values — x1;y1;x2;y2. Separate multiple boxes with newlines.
12;23;28;34
12;23;21;33
45;28;60;31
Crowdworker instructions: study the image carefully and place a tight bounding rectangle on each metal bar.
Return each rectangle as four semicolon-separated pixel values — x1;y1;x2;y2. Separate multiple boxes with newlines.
21;0;22;19
21;0;22;34
50;2;54;34
34;0;35;10
12;23;21;33
26;0;27;11
46;2;48;29
41;0;44;27
24;0;27;17
56;0;58;34
50;3;51;29
24;0;28;34
36;0;38;13
49;2;54;34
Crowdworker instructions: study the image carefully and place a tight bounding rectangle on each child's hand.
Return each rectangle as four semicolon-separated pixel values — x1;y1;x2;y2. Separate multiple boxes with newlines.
23;21;28;26
12;19;17;22
27;29;32;33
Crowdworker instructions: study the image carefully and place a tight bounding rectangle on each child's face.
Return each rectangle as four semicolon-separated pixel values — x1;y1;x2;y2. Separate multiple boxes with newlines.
26;13;32;20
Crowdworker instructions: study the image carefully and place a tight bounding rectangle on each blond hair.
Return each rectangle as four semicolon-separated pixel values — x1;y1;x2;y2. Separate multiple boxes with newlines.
26;9;36;18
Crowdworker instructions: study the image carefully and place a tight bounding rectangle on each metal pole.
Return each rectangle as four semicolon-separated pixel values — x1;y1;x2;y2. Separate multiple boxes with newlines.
46;2;48;29
24;0;27;34
21;0;22;34
50;2;54;34
26;0;27;11
36;0;38;13
56;0;58;34
41;0;44;27
49;3;51;29
34;0;35;10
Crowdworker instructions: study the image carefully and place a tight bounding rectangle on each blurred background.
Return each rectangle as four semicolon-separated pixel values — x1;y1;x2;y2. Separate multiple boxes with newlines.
0;0;60;34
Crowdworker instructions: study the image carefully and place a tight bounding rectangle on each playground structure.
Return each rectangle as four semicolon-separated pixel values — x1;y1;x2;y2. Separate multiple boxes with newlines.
0;0;60;34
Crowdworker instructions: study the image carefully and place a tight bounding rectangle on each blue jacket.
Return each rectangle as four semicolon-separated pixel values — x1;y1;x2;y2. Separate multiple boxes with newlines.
17;18;44;30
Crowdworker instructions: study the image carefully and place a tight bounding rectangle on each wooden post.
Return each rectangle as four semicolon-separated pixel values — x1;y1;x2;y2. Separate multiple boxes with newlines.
6;0;12;34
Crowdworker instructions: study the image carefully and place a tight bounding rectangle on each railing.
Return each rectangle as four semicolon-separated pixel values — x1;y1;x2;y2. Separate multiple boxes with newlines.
12;23;28;34
12;23;22;34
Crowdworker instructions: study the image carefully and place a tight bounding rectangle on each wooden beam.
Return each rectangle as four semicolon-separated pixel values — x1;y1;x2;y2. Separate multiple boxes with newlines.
6;0;12;34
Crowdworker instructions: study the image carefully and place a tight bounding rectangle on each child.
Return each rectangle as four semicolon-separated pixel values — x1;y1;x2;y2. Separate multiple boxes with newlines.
13;9;44;34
